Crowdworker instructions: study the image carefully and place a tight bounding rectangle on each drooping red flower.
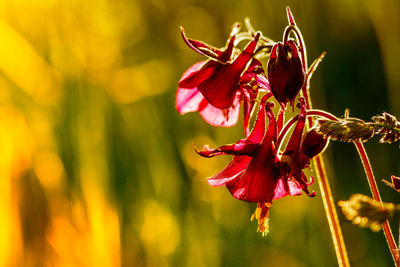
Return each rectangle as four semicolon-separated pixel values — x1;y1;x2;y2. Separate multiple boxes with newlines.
176;25;269;130
267;40;305;107
196;95;325;234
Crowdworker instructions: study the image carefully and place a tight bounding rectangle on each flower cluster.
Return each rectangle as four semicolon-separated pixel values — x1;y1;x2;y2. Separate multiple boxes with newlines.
176;8;328;234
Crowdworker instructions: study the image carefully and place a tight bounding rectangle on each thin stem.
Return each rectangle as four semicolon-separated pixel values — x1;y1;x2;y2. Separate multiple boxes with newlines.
298;40;349;266
312;109;400;265
354;142;399;266
284;10;348;265
277;109;338;154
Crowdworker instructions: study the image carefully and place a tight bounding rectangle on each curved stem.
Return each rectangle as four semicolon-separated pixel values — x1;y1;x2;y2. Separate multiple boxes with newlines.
309;109;400;265
277;109;338;148
354;142;399;266
282;25;308;73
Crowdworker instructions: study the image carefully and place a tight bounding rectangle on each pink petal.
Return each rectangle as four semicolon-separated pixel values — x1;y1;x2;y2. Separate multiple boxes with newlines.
179;60;221;89
207;156;251;186
195;139;259;158
199;94;241;127
273;178;302;200
176;87;204;114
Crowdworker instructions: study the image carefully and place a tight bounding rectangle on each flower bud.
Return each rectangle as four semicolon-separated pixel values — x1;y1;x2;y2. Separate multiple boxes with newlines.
267;40;305;105
300;129;329;159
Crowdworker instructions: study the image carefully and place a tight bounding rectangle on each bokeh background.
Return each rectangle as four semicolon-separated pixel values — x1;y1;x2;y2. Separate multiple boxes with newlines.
1;0;399;266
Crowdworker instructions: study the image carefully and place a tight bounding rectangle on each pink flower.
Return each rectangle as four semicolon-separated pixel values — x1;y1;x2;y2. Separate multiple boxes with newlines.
176;25;269;131
196;95;325;233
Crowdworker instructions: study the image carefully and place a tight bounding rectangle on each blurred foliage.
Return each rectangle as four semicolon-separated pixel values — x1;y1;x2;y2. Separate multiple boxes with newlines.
0;0;399;266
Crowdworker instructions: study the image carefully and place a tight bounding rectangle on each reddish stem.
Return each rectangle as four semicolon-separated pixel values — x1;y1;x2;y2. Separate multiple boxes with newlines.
309;110;400;265
354;142;399;266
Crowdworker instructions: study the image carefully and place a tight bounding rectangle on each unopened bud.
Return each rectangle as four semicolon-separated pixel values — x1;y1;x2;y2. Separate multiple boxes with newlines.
267;40;305;106
300;129;329;159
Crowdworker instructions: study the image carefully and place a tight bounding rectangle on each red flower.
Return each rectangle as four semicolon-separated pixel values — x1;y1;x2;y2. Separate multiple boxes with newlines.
176;25;269;131
267;40;305;107
196;95;324;234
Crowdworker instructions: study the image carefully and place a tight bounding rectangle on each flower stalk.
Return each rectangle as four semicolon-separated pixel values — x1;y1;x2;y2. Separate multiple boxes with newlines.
354;142;399;266
285;6;350;266
308;108;399;265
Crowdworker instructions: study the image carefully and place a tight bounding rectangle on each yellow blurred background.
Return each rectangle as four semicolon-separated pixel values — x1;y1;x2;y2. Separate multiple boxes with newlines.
0;0;399;266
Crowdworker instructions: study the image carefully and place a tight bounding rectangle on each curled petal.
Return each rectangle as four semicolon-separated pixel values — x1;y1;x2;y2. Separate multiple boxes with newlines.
292;171;316;197
207;156;251;186
195;141;260;158
180;27;223;60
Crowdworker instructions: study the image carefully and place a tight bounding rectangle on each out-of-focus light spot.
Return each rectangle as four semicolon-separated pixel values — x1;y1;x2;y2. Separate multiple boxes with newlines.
0;19;61;105
33;151;65;191
0;106;34;175
140;201;180;255
108;60;172;103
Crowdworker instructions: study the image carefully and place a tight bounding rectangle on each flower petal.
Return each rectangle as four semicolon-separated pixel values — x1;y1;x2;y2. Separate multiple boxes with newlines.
283;97;306;169
180;27;223;60
199;94;241;126
178;60;222;90
176;87;205;114
272;178;302;200
207;156;251;186
246;92;272;143
195;141;259;158
197;34;260;109
225;101;279;202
